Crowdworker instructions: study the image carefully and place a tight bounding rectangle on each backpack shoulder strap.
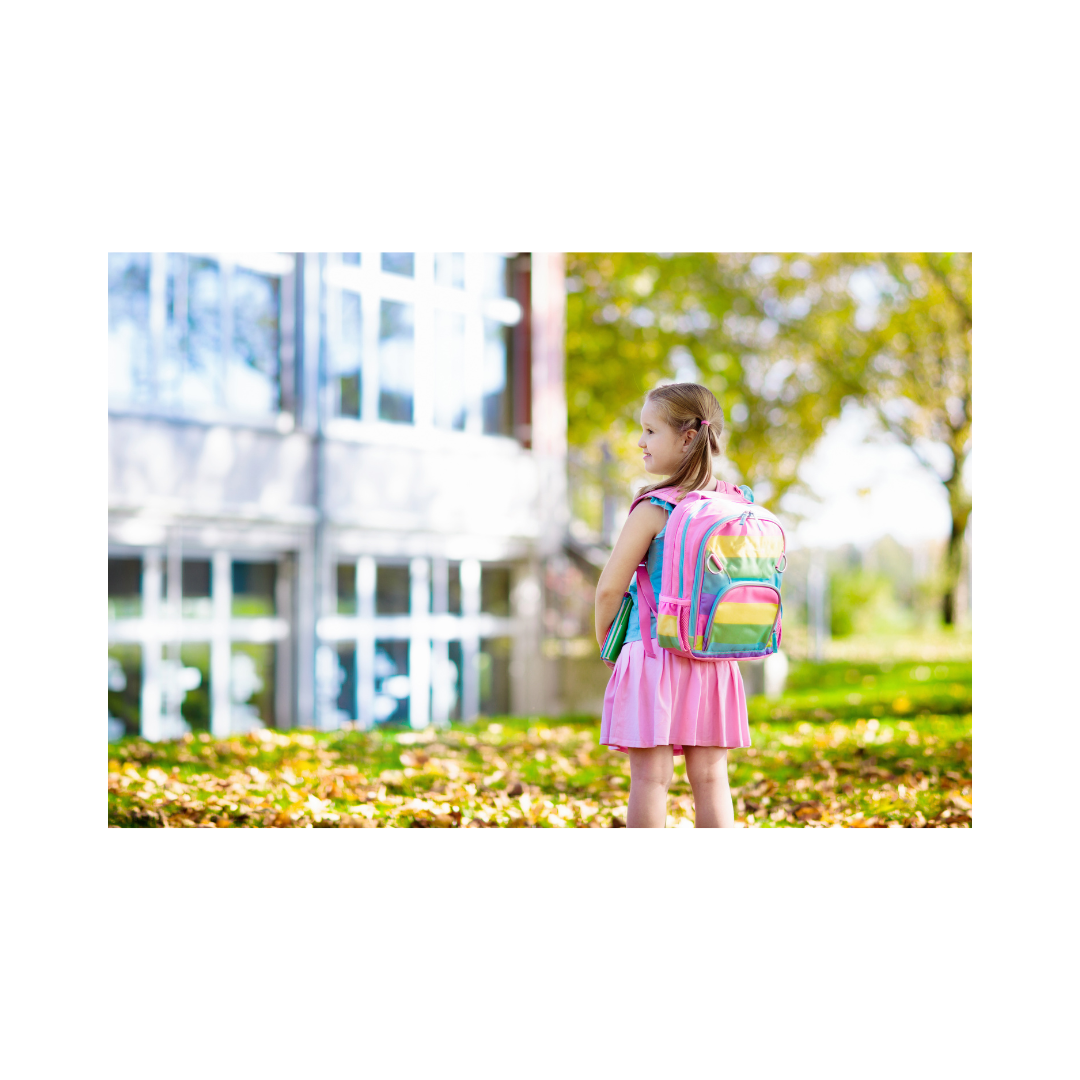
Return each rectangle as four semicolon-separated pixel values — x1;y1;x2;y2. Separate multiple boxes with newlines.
628;485;681;516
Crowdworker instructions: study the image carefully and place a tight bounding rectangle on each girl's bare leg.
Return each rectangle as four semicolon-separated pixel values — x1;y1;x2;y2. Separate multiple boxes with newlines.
684;746;736;828
627;746;674;828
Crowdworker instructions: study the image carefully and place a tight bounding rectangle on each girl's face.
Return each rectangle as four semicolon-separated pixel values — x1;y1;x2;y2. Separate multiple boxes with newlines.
638;400;692;475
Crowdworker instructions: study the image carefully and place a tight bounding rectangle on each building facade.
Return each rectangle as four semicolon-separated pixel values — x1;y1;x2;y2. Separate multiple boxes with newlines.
108;252;568;739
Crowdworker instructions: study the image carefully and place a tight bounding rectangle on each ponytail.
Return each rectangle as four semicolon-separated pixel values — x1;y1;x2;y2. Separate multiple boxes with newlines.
637;383;723;499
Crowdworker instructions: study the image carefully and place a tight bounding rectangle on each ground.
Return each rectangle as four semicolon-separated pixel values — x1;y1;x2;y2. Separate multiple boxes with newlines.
108;656;971;828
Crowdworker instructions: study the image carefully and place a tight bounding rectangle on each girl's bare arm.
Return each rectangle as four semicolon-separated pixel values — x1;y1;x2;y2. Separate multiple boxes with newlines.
594;502;668;647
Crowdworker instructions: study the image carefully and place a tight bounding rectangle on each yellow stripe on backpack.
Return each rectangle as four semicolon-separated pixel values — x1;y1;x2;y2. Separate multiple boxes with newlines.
711;602;778;625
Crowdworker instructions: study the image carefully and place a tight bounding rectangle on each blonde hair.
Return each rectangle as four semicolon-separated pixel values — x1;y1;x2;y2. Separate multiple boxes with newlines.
638;382;723;498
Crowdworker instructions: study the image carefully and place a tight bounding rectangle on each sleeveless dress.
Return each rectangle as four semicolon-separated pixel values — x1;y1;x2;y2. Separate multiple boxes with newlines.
600;495;751;755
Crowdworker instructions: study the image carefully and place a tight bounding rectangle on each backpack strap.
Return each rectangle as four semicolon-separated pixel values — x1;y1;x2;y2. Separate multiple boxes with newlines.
635;561;659;658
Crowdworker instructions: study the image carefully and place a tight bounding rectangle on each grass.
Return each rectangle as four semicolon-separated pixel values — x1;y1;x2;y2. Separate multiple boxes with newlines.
108;659;971;828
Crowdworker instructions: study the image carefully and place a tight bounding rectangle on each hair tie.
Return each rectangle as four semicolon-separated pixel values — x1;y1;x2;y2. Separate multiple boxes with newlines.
700;419;710;427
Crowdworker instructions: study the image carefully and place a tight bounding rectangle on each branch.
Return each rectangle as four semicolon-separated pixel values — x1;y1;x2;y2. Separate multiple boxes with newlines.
925;256;972;329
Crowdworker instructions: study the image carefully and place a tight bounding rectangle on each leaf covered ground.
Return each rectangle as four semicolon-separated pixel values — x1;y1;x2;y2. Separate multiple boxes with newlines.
108;660;971;828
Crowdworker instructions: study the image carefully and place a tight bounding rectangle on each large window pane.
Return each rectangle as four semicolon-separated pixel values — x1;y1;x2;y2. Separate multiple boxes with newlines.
178;256;222;409
181;559;212;618
374;640;409;724
109;558;142;619
376;563;410;615
379;299;414;423
229;268;280;414
434;252;465;289
232;561;276;617
108;645;142;738
479;637;511;716
180;643;211;731
448;561;462;615
231;642;275;730
109;253;151;404
480;254;508;297
341;252;361;265
337;563;357;614
447;640;464;722
381;252;414;277
332;290;363;418
336;643;357;719
481;566;511;616
433;308;467;431
482;318;511;436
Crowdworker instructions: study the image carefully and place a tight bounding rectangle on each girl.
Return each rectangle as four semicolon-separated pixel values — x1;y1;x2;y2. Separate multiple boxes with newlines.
594;383;749;828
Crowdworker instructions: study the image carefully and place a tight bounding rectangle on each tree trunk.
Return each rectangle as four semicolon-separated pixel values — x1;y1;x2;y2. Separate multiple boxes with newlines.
941;477;971;627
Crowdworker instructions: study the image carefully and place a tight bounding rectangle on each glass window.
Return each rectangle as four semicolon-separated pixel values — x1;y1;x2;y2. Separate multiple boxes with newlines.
376;563;410;615
379;300;414;423
481;566;511;616
108;645;142;738
482;319;511;436
434;252;465;289
479;637;511;716
339;290;363;418
181;559;212;618
232;561;277;616
335;643;357;719
447;640;464;722
229;268;280;414
480;254;508;297
433;309;467;430
180;643;211;731
109;254;152;404
448;561;462;615
231;643;275;729
381;252;414;277
341;253;361;265
109;558;142;619
374;640;409;724
182;256;223;409
337;563;357;614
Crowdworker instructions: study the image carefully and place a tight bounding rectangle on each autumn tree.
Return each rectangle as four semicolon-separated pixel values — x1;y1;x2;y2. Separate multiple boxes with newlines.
762;253;972;624
565;253;860;537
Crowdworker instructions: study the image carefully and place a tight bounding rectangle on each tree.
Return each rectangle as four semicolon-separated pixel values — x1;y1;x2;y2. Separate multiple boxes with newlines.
564;253;860;534
762;253;972;625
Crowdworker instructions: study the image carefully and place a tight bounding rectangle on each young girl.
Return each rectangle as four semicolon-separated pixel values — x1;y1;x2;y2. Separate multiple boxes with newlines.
594;383;749;828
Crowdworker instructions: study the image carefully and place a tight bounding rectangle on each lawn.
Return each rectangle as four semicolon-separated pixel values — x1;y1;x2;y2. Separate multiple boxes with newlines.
108;659;971;828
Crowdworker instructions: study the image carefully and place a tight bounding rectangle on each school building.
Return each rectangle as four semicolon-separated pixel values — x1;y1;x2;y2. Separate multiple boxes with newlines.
108;253;568;739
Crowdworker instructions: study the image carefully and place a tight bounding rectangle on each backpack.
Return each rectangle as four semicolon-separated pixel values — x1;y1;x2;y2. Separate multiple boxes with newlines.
629;482;786;662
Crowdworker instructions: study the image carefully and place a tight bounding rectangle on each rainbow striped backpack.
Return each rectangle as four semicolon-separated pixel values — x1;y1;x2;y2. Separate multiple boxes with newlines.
630;482;786;661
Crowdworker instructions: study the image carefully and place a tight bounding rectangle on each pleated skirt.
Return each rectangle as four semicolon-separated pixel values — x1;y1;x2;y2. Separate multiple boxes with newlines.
600;640;751;755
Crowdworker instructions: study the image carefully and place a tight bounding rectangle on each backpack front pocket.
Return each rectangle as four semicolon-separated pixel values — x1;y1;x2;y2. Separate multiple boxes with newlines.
700;583;781;656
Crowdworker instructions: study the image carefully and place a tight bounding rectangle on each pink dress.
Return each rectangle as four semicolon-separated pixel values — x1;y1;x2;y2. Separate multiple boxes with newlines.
600;495;751;755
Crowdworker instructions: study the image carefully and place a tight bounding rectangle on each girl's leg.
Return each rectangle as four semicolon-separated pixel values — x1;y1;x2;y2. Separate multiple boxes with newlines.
684;747;736;828
627;746;674;828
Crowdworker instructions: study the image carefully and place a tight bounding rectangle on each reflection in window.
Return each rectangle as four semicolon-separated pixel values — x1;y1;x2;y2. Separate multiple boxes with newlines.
448;562;462;615
433;308;467;430
109;558;142;619
447;640;464;721
482;319;511;436
231;642;275;729
379;300;414;423
381;252;414;277
108;645;142;738
434;252;465;289
180;643;211;731
341;252;361;265
376;563;410;615
338;291;363;417
481;254;508;297
374;640;409;724
230;268;280;414
481;566;512;616
181;559;212;618
232;562;277;617
337;563;357;614
335;643;357;719
109;254;151;404
479;637;511;716
183;256;223;409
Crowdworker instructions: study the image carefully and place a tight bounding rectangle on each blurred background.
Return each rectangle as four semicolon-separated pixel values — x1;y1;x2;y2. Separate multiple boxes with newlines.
108;252;971;740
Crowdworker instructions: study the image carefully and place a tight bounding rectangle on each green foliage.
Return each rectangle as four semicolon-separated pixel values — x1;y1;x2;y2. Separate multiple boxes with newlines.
828;568;915;637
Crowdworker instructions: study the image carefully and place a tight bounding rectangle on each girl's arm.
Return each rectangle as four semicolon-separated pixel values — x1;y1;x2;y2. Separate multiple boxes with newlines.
594;502;669;647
